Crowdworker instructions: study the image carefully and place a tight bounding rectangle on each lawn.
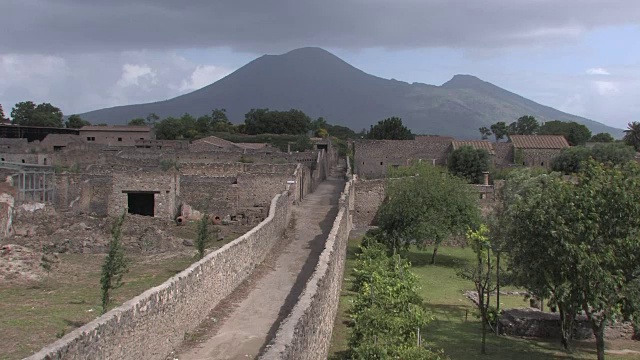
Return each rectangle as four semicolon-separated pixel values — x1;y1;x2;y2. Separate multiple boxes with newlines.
329;236;640;360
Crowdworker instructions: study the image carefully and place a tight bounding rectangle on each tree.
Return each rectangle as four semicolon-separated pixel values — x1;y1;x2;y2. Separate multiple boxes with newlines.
507;115;539;135
65;114;90;129
367;117;414;140
376;164;480;264
457;225;496;355
623;121;640;151
490;122;508;142
503;161;640;359
551;143;634;174
315;128;328;138
196;214;208;259
448;146;490;184
243;108;311;135
128;118;146;126
11;101;64;127
538;120;591;146
590;132;614;143
100;211;128;314
478;127;492;140
210;108;234;132
146;113;160;125
0;104;6;122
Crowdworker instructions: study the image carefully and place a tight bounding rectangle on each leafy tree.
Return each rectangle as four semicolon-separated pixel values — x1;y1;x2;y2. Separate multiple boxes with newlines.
154;113;198;140
507;115;539;135
0;104;6;121
590;132;614;143
315;128;328;138
551;143;634;174
376;164;480;264
538;120;591;146
623;121;640;151
100;211;128;314
243;108;311;135
128;118;146;126
478;126;492;140
325;124;357;140
11;101;64;127
210;108;234;132
457;225;496;355
490;121;508;142
503;161;640;359
311;117;328;132
196;214;208;259
448;146;490;184
65;114;90;129
367;117;414;140
146;113;160;125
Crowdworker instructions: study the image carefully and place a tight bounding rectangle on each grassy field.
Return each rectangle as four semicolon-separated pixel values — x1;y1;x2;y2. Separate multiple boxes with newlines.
0;220;243;360
329;236;640;360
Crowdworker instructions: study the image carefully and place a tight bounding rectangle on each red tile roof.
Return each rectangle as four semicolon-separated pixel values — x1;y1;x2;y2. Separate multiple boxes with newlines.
452;140;495;154
510;135;570;149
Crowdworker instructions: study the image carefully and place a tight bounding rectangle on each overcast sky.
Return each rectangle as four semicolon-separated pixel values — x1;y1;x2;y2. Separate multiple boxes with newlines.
1;0;639;129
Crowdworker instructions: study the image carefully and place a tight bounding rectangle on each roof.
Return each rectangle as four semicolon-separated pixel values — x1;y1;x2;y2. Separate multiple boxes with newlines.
79;125;151;132
510;135;570;149
236;142;270;150
40;134;86;147
415;135;455;142
192;135;237;149
452;140;495;154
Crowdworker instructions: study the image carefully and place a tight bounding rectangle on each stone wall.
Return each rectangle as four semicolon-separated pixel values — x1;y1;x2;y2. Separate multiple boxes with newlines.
520;148;563;168
178;176;239;218
26;187;293;360
108;170;178;219
353;178;385;228
261;158;353;360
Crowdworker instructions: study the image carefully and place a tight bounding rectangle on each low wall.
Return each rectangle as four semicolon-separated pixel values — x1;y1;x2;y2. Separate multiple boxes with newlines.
261;159;354;360
26;189;292;360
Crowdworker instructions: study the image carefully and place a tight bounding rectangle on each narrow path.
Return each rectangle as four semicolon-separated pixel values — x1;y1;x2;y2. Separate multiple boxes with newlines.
178;167;345;360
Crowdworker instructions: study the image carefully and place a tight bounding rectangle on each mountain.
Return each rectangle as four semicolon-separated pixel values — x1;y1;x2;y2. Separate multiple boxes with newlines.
79;47;622;139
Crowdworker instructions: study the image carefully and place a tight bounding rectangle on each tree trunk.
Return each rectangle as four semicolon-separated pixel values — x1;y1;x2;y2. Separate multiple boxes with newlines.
431;245;439;265
495;252;500;335
559;304;569;350
594;320;606;360
481;308;487;355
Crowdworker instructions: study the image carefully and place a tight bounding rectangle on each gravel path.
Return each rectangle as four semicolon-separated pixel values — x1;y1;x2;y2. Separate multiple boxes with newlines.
176;168;345;360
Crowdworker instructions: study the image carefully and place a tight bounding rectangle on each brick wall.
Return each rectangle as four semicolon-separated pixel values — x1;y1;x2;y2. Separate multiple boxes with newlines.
26;189;293;360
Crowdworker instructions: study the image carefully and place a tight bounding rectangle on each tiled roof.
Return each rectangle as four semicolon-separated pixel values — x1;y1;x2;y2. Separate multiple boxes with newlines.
452;140;495;154
510;135;570;149
79;126;151;132
41;134;85;146
192;135;236;149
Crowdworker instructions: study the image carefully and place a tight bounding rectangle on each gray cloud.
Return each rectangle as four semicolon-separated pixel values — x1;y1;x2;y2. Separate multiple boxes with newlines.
2;0;640;54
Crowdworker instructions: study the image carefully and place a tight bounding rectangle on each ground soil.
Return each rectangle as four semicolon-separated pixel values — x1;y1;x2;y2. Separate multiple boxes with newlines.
174;167;345;360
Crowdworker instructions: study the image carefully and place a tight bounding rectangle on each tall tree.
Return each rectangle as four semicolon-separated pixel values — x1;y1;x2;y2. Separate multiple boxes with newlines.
448;146;490;184
11;101;64;127
65;114;90;129
590;132;614;143
367;117;414;140
376;163;480;264
128;118;146;126
490;121;508;142
0;104;6;122
100;211;129;314
210;108;233;132
145;113;160;125
243;108;311;135
552;143;635;174
508;115;540;135
623;121;640;151
538;120;591;146
478;126;492;140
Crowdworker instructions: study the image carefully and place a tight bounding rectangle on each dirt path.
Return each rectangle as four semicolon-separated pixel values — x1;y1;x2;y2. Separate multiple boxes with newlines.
177;168;345;360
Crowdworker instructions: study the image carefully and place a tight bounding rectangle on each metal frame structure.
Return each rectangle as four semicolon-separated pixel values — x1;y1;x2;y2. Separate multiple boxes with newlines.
0;161;55;203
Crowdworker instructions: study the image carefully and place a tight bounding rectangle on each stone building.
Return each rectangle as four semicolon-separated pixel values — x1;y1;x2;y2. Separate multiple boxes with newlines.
79;125;153;146
189;135;270;152
509;135;569;168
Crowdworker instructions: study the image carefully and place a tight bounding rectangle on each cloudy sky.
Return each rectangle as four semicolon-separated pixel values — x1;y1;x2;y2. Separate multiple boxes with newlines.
1;0;639;129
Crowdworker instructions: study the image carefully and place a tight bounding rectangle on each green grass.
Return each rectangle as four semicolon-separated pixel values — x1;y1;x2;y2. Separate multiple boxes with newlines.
329;240;640;360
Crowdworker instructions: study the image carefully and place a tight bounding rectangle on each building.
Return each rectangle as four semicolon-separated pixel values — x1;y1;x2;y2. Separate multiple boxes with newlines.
40;134;88;152
189;135;270;152
79;126;153;146
509;135;569;168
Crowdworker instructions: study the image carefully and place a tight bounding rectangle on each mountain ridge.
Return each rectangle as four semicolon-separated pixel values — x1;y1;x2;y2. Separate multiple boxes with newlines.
78;47;622;139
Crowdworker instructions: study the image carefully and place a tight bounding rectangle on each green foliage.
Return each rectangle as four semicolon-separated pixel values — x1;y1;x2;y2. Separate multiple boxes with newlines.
238;154;254;163
490;121;508;142
11;101;64;127
65;114;90;129
348;242;441;360
501;161;640;358
367;117;414;140
508;115;539;135
623;121;640;151
243;108;311;135
551;143;635;174
376;163;480;263
40;245;55;277
538;120;591;146
196;214;208;259
0;104;6;121
128;118;146;126
100;211;129;314
514;148;525;165
447;146;490;184
590;132;614;143
478;126;491;140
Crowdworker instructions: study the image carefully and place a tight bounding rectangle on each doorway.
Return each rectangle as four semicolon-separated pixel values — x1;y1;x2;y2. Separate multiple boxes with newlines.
127;192;155;216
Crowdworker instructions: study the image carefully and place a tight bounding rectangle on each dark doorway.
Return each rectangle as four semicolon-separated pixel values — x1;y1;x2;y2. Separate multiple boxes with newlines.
127;192;155;216
316;144;328;151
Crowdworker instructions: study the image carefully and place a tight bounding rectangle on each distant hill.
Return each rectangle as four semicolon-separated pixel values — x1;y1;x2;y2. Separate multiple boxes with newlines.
79;47;622;139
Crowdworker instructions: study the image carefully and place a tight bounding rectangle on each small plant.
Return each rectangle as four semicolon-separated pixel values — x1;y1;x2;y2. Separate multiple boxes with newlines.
196;214;208;259
238;155;254;163
40;245;54;277
55;329;66;339
100;211;129;314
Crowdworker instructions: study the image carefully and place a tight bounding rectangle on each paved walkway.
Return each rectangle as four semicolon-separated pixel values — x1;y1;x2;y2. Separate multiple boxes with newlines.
178;167;345;360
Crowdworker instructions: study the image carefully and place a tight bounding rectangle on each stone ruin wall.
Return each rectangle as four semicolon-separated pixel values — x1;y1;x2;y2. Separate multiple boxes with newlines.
25;188;293;360
261;157;352;360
